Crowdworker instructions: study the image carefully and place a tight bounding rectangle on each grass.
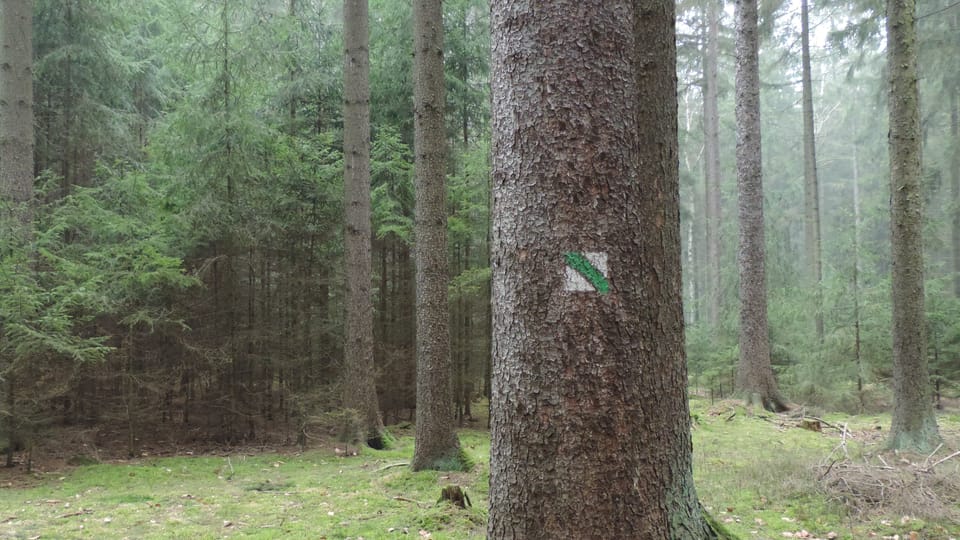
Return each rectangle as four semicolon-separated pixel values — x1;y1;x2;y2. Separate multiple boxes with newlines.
691;398;960;539
1;402;958;539
0;429;490;539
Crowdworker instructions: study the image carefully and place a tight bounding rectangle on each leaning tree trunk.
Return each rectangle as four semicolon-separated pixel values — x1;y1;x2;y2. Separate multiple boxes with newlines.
734;0;788;412
800;0;824;342
410;0;462;471
886;0;941;452
342;0;385;448
488;0;721;537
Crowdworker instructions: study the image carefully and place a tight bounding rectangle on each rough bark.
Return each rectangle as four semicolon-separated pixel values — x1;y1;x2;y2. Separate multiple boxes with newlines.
0;0;35;227
886;0;940;452
488;0;718;537
734;0;787;412
703;0;723;331
800;0;823;342
411;0;461;471
342;0;385;448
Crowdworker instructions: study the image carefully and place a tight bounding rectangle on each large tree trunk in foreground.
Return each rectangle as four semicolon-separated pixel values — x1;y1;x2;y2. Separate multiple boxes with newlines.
411;0;462;471
342;0;385;448
488;1;719;537
886;0;940;452
734;0;788;412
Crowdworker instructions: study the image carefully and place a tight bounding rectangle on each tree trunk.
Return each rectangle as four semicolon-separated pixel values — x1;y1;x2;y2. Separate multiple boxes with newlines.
951;86;960;297
800;0;824;342
488;1;719;537
0;0;35;466
852;144;864;412
703;0;723;331
734;0;788;412
0;0;35;227
886;0;940;452
343;0;385;448
411;0;462;471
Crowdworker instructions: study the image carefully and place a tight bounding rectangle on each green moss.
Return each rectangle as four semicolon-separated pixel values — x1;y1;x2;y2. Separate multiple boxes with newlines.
703;510;740;539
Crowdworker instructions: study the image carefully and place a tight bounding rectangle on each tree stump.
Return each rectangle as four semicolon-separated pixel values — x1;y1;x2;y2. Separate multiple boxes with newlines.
439;485;471;508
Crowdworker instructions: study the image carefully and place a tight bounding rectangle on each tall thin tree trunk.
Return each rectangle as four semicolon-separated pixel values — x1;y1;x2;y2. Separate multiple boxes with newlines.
886;0;940;451
734;0;788;412
852;144;864;412
343;0;385;448
704;0;723;331
801;0;824;342
411;0;462;471
0;0;34;225
951;86;960;296
1;0;36;467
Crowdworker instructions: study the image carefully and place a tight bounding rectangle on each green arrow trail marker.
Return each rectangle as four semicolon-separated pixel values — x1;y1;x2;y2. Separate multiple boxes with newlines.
564;252;609;294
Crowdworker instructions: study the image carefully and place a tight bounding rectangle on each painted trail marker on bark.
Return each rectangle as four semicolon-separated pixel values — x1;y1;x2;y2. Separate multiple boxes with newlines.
564;252;609;294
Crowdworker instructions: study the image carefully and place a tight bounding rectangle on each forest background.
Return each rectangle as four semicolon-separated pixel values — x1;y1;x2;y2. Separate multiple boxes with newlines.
0;0;959;459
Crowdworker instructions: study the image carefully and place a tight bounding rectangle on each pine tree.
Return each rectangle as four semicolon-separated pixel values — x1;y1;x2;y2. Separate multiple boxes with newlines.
342;0;386;448
410;0;462;471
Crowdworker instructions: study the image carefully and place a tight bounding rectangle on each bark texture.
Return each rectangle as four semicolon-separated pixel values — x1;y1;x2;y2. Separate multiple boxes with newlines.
800;0;823;342
0;0;34;227
411;0;461;471
703;0;723;332
342;0;385;447
488;1;717;537
734;0;787;412
886;0;940;452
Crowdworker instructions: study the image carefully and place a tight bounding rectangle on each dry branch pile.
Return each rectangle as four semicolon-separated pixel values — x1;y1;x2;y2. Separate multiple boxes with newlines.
817;444;960;521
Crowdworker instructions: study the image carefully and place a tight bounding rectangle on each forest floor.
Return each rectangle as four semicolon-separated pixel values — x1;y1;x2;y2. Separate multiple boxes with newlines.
0;398;957;539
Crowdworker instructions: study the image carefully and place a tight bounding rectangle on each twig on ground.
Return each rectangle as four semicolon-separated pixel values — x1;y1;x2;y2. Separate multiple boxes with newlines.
393;496;429;508
377;462;410;472
839;423;849;459
923;450;960;473
58;509;92;518
818;459;838;481
922;443;944;469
